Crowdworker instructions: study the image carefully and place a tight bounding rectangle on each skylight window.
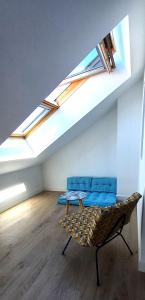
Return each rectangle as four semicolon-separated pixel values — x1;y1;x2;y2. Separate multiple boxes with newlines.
45;83;70;104
13;106;50;135
11;32;116;139
67;47;104;78
1;17;129;163
65;33;115;81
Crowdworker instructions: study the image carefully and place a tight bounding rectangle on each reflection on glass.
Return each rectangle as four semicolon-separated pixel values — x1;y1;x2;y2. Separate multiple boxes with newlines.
13;106;49;134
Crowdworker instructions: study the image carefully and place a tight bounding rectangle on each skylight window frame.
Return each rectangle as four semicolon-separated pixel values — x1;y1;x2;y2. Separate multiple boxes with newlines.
55;77;88;106
66;48;105;81
63;64;106;85
64;33;116;83
44;82;71;106
11;101;58;138
15;106;49;135
55;34;116;106
11;32;116;139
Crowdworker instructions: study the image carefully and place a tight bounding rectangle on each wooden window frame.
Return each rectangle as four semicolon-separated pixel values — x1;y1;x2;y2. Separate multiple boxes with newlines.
11;102;58;138
11;32;116;139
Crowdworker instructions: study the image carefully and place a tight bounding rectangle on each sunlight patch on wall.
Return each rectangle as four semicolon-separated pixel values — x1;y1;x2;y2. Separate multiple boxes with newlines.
0;183;26;202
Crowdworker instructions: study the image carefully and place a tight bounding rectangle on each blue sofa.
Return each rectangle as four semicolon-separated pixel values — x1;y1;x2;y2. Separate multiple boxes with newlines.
58;176;117;207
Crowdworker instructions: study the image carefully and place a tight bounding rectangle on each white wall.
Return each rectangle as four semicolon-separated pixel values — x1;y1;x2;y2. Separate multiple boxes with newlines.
42;106;117;191
138;77;145;271
117;80;143;197
117;78;144;271
0;0;144;145
42;79;143;194
0;165;43;213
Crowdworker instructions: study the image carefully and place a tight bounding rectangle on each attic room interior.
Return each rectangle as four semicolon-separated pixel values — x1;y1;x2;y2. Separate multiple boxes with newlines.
0;1;145;299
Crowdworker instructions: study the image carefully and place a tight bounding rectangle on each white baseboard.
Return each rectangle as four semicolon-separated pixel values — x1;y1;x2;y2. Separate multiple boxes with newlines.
44;187;66;192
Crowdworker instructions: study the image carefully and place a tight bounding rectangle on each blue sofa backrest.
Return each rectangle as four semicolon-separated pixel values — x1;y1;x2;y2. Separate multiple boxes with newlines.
67;176;117;193
91;177;117;193
67;177;92;191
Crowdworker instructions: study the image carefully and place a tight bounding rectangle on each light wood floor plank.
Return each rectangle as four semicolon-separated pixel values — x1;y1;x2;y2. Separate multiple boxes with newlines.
0;191;145;300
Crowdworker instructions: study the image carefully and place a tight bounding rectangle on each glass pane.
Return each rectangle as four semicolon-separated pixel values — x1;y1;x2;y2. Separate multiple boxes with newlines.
13;106;50;134
67;47;103;78
45;83;70;103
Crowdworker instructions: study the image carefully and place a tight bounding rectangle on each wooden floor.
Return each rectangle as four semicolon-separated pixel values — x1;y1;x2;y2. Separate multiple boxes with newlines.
0;192;145;300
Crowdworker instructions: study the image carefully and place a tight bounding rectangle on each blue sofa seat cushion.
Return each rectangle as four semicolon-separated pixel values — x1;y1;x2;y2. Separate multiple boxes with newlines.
58;192;116;207
91;177;117;193
84;192;116;207
67;176;92;192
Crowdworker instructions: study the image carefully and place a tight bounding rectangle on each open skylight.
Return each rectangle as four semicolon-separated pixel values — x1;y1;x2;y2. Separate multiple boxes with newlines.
67;47;104;78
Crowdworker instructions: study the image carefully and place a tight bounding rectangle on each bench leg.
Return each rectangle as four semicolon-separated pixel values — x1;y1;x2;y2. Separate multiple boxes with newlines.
66;200;69;214
79;199;84;210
